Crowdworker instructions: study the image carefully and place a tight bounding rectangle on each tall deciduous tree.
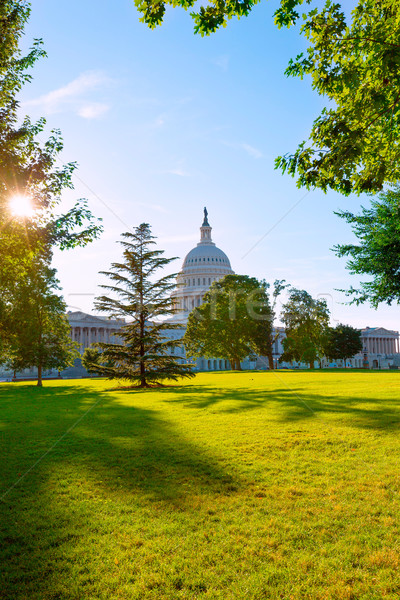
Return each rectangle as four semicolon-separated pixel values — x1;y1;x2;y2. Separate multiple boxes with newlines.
324;324;362;367
0;1;101;253
280;288;330;369
5;259;79;386
0;0;102;290
0;1;102;381
91;224;194;387
137;0;400;194
184;274;273;370
248;279;287;369
334;186;400;308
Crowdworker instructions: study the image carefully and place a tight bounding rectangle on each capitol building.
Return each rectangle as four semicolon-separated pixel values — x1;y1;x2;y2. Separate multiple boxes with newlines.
66;209;400;373
170;209;234;317
2;210;400;379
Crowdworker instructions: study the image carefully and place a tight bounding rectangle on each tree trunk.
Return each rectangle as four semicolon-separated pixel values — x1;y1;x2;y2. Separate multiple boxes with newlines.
230;360;236;370
139;314;146;387
37;364;43;387
236;360;242;371
267;352;274;370
309;361;314;370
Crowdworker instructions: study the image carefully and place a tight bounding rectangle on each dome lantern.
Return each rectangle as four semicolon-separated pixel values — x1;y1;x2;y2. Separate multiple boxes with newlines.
200;206;212;243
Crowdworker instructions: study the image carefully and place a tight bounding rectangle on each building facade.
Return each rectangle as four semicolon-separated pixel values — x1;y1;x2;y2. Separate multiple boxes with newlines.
68;311;124;353
2;210;399;379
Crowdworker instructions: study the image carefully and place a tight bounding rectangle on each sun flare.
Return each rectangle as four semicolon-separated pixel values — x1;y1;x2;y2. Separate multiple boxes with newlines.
9;194;35;218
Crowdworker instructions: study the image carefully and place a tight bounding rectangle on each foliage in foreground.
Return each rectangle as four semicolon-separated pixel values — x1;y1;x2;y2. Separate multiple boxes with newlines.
1;372;400;600
136;0;400;195
0;2;102;383
90;223;194;387
334;185;400;307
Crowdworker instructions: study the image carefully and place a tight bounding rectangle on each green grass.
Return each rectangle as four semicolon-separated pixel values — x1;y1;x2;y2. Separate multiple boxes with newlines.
1;371;400;599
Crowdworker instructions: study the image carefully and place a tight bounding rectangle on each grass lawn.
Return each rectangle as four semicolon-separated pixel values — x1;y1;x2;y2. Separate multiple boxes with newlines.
1;371;400;599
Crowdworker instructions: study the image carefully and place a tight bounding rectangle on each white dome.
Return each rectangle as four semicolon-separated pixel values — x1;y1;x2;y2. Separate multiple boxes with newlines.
169;209;234;322
182;244;232;272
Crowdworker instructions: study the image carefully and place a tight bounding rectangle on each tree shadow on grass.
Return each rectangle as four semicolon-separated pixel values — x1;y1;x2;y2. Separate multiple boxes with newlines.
0;382;240;600
156;383;400;431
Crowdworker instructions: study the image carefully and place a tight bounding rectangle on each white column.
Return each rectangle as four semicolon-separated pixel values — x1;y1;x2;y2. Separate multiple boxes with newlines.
88;328;92;347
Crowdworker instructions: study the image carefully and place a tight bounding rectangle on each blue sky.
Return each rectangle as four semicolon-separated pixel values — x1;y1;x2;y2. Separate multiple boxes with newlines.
18;0;400;329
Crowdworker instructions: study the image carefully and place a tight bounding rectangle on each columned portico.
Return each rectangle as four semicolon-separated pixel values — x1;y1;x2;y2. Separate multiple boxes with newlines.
68;313;125;354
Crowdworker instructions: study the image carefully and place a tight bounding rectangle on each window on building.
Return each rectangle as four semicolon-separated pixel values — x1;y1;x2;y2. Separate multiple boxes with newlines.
198;278;200;285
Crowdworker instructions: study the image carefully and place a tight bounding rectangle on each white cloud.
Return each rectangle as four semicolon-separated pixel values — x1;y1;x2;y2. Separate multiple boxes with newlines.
23;70;111;115
78;103;110;119
153;115;165;128
212;55;229;71
222;140;264;159
240;143;264;159
165;167;190;177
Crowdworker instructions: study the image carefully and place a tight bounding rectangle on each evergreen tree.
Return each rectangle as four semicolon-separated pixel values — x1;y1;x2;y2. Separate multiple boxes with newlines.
91;223;194;387
280;289;330;369
184;275;273;370
81;346;103;376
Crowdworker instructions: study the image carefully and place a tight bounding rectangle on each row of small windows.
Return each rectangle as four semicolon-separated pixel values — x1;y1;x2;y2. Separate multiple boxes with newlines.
186;257;227;264
184;277;219;287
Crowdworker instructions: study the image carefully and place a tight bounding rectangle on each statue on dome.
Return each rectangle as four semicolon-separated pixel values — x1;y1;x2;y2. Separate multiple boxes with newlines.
203;206;209;226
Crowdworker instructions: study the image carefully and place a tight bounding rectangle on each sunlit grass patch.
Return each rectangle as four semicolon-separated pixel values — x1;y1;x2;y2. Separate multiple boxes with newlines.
1;371;400;599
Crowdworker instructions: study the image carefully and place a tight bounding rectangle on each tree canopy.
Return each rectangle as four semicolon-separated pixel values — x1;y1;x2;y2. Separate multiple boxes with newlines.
0;1;102;382
3;260;79;385
136;0;400;195
184;274;273;369
324;323;362;365
280;288;330;368
334;185;400;307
